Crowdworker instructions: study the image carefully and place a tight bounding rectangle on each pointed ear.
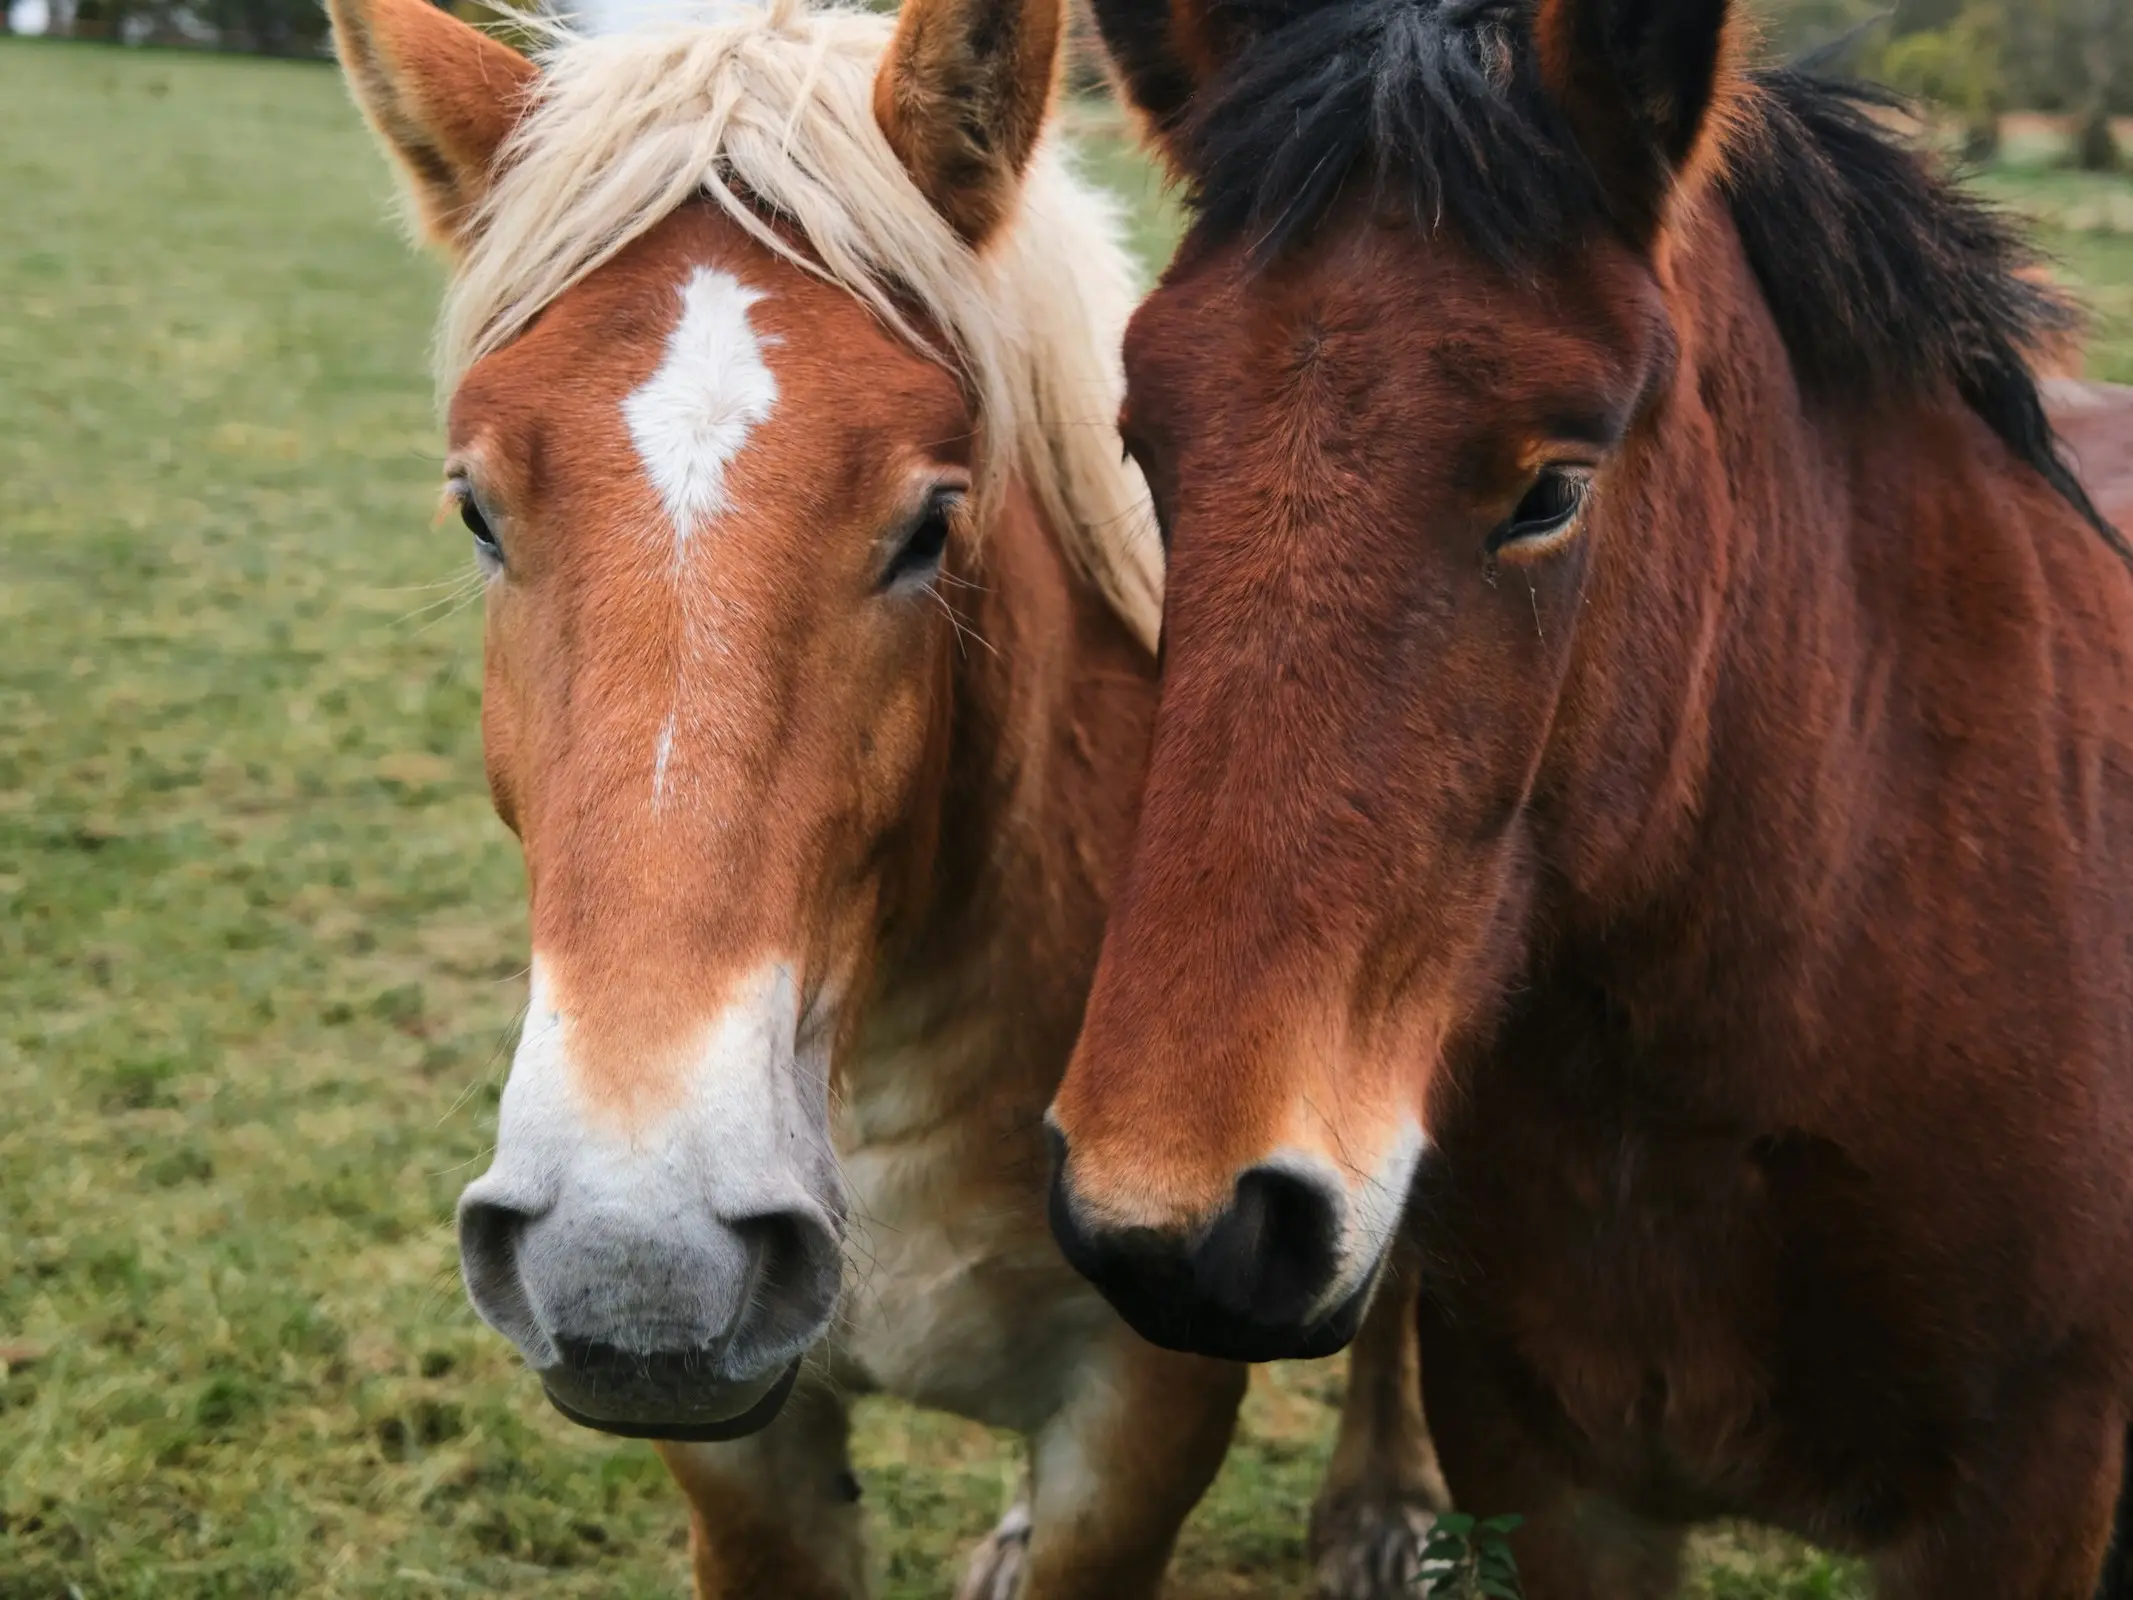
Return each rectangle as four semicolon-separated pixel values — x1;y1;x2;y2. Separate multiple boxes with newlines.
874;0;1066;247
330;0;536;254
1082;0;1233;164
1534;0;1741;244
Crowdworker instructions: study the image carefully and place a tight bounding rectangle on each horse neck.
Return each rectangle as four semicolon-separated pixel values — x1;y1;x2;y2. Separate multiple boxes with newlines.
853;474;1157;1101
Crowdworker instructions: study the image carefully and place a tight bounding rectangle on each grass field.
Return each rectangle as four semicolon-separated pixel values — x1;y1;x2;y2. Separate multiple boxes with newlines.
3;36;2129;1600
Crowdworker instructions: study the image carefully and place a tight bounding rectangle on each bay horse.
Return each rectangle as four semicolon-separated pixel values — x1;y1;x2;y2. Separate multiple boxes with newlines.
329;0;1441;1592
1038;0;2133;1592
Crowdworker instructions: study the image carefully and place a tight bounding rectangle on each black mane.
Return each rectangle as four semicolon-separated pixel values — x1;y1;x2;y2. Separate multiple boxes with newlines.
1180;0;2117;542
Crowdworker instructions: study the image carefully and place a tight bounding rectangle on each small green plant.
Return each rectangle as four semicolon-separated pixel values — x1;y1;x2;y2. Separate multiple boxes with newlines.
1418;1511;1526;1599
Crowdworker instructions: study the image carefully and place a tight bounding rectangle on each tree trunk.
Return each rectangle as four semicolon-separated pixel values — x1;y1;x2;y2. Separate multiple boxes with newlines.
2076;0;2124;171
2077;108;2121;171
1963;113;2002;164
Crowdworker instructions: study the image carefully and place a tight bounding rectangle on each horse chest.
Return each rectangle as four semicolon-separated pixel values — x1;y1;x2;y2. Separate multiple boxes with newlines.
1432;1073;1989;1527
827;1064;1114;1436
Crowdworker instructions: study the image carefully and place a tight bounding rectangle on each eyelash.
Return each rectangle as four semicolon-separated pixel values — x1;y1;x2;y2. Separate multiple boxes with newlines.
879;487;962;590
1487;467;1593;557
450;477;503;570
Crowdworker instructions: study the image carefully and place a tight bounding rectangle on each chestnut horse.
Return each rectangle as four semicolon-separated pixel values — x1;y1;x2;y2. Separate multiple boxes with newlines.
1042;0;2133;1593
331;0;1441;1593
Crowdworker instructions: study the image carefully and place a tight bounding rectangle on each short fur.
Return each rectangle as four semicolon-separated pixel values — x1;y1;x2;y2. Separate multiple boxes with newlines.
331;0;535;244
874;0;1065;243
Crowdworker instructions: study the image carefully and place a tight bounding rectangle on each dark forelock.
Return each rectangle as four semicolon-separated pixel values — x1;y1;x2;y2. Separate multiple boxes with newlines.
1173;0;2117;543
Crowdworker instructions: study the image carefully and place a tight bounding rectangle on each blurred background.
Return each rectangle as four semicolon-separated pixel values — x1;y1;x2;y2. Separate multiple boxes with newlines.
1;1;2128;1597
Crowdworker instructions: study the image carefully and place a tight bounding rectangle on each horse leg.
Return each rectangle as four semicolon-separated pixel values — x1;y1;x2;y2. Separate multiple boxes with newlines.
656;1376;870;1600
1309;1245;1450;1598
1417;1298;1684;1600
1874;1384;2125;1600
962;1336;1246;1600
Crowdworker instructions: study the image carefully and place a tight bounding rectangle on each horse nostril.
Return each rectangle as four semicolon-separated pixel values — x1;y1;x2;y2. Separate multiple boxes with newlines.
725;1206;841;1370
1044;1126;1115;1287
1045;1148;1359;1361
457;1195;549;1361
1195;1164;1343;1328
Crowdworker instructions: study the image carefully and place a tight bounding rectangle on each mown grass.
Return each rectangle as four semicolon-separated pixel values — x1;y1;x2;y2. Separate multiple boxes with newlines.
3;37;2128;1600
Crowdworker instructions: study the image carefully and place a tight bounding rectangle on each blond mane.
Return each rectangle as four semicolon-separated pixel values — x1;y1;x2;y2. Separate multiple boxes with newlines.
440;0;1162;649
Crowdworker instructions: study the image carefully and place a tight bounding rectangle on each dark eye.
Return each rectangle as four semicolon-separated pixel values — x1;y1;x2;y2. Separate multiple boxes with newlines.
1121;432;1171;553
1147;483;1174;554
1490;467;1591;554
880;487;960;590
454;478;503;568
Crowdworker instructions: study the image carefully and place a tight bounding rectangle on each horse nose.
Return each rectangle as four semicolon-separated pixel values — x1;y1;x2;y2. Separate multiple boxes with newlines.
457;1186;841;1440
1046;1130;1367;1362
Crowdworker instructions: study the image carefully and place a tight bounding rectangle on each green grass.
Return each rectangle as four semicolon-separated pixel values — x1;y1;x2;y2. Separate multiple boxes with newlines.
1973;160;2133;383
3;37;2127;1600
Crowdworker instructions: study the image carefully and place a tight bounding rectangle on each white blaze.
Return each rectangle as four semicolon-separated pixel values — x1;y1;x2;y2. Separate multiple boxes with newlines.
623;265;779;549
625;264;778;806
477;956;817;1216
651;711;677;810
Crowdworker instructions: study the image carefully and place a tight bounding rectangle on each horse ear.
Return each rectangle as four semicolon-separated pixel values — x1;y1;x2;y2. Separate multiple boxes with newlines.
874;0;1066;247
1533;0;1740;244
330;0;536;255
1079;0;1228;162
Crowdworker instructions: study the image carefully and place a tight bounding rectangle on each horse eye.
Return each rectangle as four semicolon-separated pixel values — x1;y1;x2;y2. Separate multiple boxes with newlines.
1491;468;1590;553
455;479;503;568
881;488;960;590
1120;433;1171;553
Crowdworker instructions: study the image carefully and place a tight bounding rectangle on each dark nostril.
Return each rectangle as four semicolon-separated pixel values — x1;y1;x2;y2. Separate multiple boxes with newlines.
724;1207;841;1371
1194;1164;1342;1328
1045;1125;1111;1284
459;1197;531;1286
738;1210;809;1298
1046;1147;1358;1361
458;1196;544;1353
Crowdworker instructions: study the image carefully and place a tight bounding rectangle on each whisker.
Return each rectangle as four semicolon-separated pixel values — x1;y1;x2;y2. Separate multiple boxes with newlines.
407;584;489;638
392;574;486;630
437;999;530;1132
366;572;485;596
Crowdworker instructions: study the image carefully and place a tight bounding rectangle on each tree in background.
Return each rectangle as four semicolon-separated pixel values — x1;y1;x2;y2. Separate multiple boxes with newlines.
1880;3;2004;159
8;0;2132;136
27;0;323;49
1758;0;1884;59
2070;0;2123;170
1753;0;2127;170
